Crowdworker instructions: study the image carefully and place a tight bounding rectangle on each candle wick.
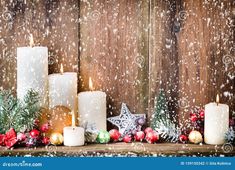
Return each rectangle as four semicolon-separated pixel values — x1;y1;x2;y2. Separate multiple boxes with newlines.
71;111;76;127
60;64;64;74
216;94;219;106
29;34;34;47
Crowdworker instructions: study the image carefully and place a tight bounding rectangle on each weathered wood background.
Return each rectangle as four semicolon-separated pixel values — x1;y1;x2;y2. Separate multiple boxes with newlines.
0;0;234;129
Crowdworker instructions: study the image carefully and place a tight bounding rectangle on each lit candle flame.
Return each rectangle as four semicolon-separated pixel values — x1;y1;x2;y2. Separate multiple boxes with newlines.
71;111;76;127
60;64;64;74
89;77;94;91
29;34;34;47
216;94;219;105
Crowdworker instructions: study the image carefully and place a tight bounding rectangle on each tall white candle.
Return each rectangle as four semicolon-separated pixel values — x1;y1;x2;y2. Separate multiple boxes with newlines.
78;77;107;130
204;94;229;145
48;64;77;113
17;35;48;108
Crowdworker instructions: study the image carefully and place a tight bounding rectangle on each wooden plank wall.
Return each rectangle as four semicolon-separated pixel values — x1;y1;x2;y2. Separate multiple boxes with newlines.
0;0;234;129
0;0;79;92
79;0;149;122
176;0;235;128
149;0;179;123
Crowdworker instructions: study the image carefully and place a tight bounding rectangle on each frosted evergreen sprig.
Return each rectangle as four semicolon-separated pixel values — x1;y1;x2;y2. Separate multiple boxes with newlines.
0;89;41;134
150;90;180;143
225;127;235;144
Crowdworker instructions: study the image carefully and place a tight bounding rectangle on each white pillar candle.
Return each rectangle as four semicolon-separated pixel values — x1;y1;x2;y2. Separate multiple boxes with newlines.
63;112;84;146
17;43;48;108
48;64;77;113
204;95;229;145
63;127;84;146
78;78;107;130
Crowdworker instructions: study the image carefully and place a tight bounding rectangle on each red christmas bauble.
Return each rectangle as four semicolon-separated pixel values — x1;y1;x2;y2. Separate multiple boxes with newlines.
179;134;188;143
17;132;27;142
134;131;145;141
30;129;40;138
145;131;158;144
40;123;50;133
42;137;50;145
199;110;205;119
190;113;198;122
144;127;153;134
123;135;132;143
109;129;121;141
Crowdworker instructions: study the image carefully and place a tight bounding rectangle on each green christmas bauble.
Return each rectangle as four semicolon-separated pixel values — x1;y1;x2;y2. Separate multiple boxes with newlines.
97;130;110;144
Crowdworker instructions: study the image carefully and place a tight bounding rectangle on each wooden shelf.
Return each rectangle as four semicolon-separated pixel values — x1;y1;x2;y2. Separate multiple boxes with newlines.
0;143;234;157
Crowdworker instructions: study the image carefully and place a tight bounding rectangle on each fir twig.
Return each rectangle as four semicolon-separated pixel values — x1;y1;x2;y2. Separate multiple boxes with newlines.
0;89;41;133
225;127;235;145
150;90;180;142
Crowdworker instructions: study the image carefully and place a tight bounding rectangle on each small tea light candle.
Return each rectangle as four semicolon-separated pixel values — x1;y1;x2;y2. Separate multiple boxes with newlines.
63;112;84;146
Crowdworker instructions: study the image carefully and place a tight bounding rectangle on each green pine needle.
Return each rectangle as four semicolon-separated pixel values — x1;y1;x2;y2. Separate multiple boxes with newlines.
150;90;180;142
225;127;235;145
0;89;41;133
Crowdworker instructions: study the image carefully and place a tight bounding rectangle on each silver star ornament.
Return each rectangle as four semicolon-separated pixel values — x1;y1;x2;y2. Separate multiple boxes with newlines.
107;103;146;137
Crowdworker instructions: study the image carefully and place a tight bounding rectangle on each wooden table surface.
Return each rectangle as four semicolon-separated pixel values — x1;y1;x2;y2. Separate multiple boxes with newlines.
1;143;234;157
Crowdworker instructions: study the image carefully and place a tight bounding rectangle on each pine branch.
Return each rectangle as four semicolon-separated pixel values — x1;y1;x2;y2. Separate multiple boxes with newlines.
225;127;235;145
0;90;18;133
0;89;41;133
150;90;180;142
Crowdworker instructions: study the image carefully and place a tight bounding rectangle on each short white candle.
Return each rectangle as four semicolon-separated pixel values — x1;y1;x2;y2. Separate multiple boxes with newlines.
78;77;107;130
48;64;77;113
63;127;84;146
17;34;48;108
63;112;84;146
204;94;229;145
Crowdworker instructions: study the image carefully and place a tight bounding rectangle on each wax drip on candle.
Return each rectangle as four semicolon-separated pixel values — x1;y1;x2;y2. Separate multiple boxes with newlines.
89;77;94;91
60;64;64;74
216;94;219;106
29;34;34;47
